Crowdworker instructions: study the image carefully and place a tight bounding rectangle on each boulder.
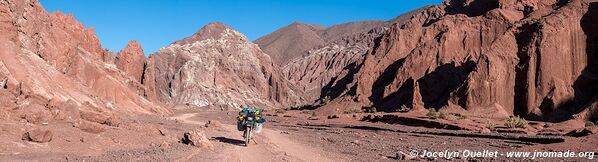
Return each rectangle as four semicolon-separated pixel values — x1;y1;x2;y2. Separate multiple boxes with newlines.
22;129;53;143
19;103;52;124
79;111;121;127
566;127;598;137
204;120;222;128
181;129;213;149
74;120;106;134
480;128;492;134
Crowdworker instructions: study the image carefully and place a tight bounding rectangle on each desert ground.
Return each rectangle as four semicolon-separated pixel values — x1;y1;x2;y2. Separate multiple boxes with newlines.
3;107;596;162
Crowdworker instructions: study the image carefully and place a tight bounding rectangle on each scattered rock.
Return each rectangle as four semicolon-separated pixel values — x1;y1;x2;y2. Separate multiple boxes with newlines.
280;131;290;134
307;117;319;120
480;128;492;134
20;104;52;124
46;99;80;122
22;129;53;143
327;115;339;119
159;141;170;148
157;127;169;136
396;151;416;160
283;115;292;118
204;120;222;128
80;111;120;127
181;129;213;149
74;120;106;134
566;127;598;137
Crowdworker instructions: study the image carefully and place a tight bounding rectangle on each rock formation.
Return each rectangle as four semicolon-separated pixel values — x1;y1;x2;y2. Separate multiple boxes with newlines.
318;0;598;121
151;22;306;109
258;8;427;101
116;40;147;83
0;0;170;128
22;129;53;143
182;129;213;149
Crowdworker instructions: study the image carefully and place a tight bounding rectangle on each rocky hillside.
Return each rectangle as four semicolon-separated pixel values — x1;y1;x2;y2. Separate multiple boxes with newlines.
260;8;427;101
254;22;327;64
320;0;598;122
255;20;405;65
0;0;171;137
150;22;306;109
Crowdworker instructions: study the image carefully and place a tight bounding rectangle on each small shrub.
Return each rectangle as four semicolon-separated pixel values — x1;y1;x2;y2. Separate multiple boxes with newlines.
438;111;447;119
343;109;361;114
426;109;439;119
362;106;377;113
484;119;495;130
396;105;411;112
321;96;331;104
449;113;467;120
288;106;306;111
311;111;317;117
426;109;448;120
505;116;528;128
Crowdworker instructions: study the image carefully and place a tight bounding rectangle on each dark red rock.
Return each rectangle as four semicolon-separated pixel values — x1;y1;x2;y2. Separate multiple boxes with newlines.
116;40;146;83
318;0;597;121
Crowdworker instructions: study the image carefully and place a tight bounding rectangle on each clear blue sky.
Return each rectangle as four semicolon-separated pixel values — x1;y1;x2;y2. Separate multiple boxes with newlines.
39;0;442;55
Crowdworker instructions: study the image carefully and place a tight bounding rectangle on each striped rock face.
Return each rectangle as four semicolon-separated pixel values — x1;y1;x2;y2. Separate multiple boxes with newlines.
152;22;306;110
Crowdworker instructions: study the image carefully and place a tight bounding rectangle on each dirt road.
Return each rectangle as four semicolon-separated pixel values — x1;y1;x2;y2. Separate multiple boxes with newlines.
170;113;337;162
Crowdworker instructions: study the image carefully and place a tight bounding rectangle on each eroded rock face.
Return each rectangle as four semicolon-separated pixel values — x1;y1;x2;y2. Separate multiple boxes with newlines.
152;22;305;109
320;0;597;121
116;40;146;83
0;0;170;125
262;8;427;102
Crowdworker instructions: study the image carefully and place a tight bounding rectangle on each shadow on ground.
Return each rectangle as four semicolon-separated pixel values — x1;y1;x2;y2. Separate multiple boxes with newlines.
212;136;245;146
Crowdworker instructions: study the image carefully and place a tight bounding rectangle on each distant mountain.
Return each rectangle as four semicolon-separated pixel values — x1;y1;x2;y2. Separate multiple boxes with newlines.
257;7;428;101
254;22;327;64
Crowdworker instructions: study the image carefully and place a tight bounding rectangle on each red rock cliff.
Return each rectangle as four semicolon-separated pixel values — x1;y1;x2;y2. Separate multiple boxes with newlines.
320;0;598;121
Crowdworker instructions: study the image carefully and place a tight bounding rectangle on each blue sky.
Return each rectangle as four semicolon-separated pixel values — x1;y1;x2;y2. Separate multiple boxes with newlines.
39;0;442;55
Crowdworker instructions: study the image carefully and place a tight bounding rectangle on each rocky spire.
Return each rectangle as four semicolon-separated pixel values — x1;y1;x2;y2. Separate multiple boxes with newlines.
116;40;147;83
